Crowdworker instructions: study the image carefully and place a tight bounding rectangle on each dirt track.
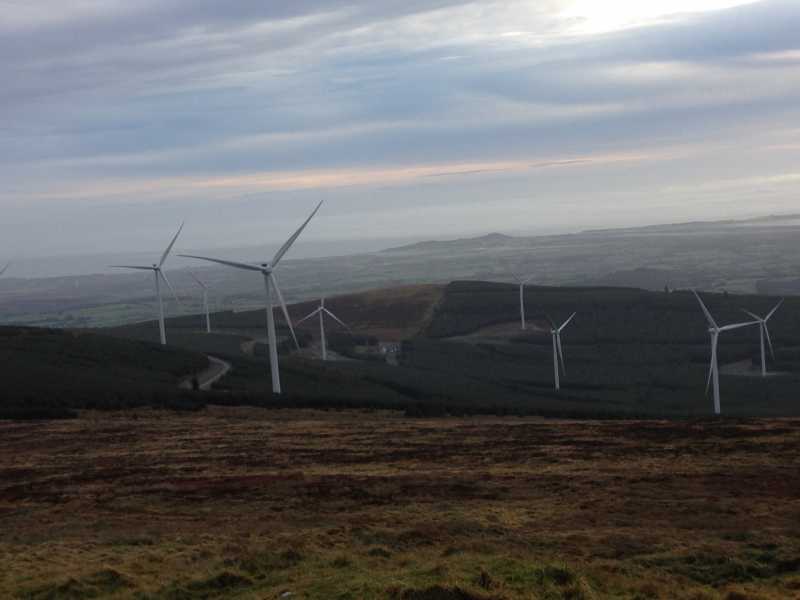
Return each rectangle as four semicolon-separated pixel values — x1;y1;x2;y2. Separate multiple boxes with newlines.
179;355;231;390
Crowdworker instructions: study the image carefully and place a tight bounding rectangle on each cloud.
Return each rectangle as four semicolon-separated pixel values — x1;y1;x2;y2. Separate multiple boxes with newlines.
1;0;800;259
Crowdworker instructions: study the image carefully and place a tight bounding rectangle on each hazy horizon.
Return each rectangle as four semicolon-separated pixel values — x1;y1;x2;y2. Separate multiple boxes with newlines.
1;210;798;279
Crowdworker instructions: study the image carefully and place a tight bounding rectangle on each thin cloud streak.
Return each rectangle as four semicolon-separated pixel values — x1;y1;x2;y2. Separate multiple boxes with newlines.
17;150;670;203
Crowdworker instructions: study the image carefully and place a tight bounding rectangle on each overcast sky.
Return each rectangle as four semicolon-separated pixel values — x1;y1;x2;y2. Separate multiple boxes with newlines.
2;0;800;262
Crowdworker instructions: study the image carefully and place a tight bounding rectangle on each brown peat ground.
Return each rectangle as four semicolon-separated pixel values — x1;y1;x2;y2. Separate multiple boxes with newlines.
1;408;799;599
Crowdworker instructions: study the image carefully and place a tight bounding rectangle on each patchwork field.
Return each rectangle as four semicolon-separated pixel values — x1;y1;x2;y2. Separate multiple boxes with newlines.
1;409;799;599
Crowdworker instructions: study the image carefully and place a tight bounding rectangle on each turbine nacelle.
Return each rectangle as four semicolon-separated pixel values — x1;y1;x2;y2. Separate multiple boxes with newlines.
741;299;783;376
109;222;184;345
295;296;351;362
180;200;323;394
693;289;759;414
547;312;576;390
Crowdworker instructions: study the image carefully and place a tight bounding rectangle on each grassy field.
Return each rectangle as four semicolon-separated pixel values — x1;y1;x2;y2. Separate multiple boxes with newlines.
1;408;799;599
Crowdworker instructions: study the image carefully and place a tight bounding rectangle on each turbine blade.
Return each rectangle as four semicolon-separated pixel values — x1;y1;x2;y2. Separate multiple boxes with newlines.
765;299;784;321
159;222;184;268
741;309;761;321
271;200;324;268
188;271;208;290
295;308;321;326
544;313;557;330
179;254;263;272
110;265;155;271
558;312;577;332
159;270;182;307
706;334;716;395
270;273;299;350
692;290;718;329
324;308;351;332
764;323;775;360
719;321;758;332
0;263;9;276
556;333;566;375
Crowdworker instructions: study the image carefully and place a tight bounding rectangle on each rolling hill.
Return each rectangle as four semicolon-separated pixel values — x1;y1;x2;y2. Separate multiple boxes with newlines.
0;327;210;418
107;284;443;347
105;281;800;418
5;281;794;421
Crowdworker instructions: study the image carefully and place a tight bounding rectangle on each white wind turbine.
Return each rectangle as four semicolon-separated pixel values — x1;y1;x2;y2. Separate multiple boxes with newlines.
741;299;783;377
547;312;576;391
693;290;758;415
111;224;184;345
296;298;351;361
189;272;212;334
180;201;322;394
512;273;534;330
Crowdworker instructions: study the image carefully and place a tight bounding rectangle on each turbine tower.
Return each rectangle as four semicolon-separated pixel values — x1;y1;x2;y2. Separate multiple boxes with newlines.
741;299;783;377
693;290;757;415
189;272;212;334
548;312;576;391
296;297;351;361
180;201;322;394
512;273;534;330
111;223;184;345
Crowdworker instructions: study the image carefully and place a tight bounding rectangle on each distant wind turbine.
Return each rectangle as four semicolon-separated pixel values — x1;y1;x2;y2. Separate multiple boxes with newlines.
180;201;323;394
296;298;351;361
741;299;783;377
512;273;534;330
189;272;212;334
693;290;758;415
548;312;576;391
111;223;184;345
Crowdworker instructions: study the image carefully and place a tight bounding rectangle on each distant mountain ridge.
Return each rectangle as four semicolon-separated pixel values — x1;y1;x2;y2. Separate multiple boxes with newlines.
382;232;516;253
583;213;800;235
381;213;800;253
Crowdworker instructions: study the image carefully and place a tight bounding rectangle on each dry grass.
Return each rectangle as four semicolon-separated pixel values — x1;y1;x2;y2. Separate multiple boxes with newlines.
1;408;799;599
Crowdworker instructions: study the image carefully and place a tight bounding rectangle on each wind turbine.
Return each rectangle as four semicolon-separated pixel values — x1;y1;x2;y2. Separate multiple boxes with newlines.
693;290;757;415
741;299;783;377
189;272;212;333
180;201;322;394
548;312;576;391
512;273;534;330
296;298;351;361
111;223;184;345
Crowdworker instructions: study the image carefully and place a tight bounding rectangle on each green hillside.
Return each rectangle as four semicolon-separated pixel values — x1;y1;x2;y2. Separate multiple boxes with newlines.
99;281;800;418
0;327;209;419
394;281;800;417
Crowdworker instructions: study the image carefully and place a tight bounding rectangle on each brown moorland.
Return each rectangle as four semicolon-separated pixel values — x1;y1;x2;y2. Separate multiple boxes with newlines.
1;408;799;599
